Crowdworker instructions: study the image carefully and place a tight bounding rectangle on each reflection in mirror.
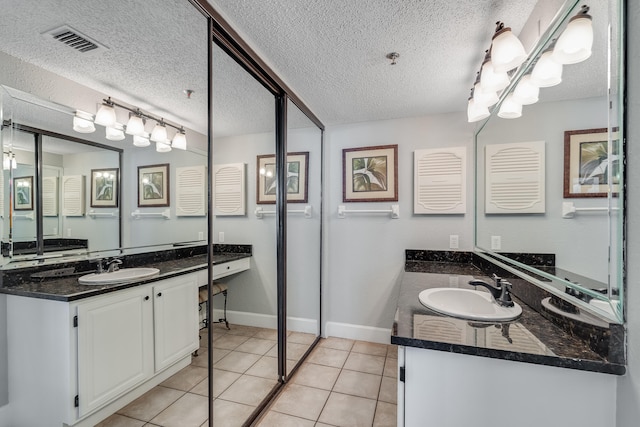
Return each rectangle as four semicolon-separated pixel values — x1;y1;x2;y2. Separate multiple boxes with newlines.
286;99;322;376
474;0;624;322
212;43;279;422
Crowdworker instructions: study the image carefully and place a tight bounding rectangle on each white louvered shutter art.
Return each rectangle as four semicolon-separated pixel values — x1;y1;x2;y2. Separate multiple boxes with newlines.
214;163;245;216
176;165;206;216
414;147;466;214
62;175;85;216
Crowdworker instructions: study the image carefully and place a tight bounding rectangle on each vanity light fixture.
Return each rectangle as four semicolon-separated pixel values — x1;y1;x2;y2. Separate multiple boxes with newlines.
530;49;563;87
3;152;16;170
472;72;499;108
125;111;146;136
512;74;539;105
497;93;522;119
93;97;117;127
133;132;151;147
490;22;527;72
105;122;125;141
552;5;593;65
150;119;168;143
171;128;187;150
72;110;96;133
467;89;491;123
156;141;172;153
480;50;510;93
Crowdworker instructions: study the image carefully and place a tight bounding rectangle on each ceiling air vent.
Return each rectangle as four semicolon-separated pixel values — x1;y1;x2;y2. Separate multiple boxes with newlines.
42;25;108;53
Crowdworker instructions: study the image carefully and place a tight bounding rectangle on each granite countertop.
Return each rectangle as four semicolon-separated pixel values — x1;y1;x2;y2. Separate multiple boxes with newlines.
392;261;625;375
0;250;251;302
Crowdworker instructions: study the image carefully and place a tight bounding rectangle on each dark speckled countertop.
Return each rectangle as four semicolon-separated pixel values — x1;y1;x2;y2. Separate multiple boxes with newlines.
0;245;251;302
392;258;625;375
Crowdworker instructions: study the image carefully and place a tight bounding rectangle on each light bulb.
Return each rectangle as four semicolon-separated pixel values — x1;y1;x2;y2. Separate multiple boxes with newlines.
171;129;187;150
94;101;117;127
156;141;171;153
512;74;539;105
150;121;168;142
133;133;150;147
125;113;145;136
491;23;527;72
552;6;593;65
498;94;522;119
530;50;563;87
73;111;96;133
105;123;125;141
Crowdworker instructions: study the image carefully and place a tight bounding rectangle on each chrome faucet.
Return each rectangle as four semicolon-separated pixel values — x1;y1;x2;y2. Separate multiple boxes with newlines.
106;258;123;273
468;274;514;307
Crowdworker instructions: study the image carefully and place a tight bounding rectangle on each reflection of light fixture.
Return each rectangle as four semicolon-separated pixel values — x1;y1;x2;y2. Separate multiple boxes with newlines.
552;5;593;65
530;50;563;87
498;93;522;119
133;132;151;147
171;128;187;150
512;74;539;105
150;120;168;143
467;89;490;123
94;97;117;127
125;111;146;136
105;122;125;141
490;22;527;72
156;141;171;153
73;111;96;133
480;50;510;93
472;72;498;108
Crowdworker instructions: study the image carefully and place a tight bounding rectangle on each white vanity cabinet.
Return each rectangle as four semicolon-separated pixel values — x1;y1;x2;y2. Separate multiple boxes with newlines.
6;272;201;427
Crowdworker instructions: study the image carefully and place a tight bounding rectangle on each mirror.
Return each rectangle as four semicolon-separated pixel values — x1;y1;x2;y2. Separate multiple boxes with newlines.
474;0;624;322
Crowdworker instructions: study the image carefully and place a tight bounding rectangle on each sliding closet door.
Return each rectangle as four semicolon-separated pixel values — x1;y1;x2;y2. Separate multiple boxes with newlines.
210;43;279;424
285;99;322;377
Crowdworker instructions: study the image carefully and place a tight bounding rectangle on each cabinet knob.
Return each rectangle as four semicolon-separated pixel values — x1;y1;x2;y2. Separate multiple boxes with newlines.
157;292;162;297
144;296;150;301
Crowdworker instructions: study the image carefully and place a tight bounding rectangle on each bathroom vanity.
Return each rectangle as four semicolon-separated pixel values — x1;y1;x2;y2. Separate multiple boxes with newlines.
392;251;624;427
0;244;251;427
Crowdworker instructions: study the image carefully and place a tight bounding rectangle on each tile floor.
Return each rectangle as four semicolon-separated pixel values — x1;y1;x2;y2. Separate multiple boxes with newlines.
97;326;397;427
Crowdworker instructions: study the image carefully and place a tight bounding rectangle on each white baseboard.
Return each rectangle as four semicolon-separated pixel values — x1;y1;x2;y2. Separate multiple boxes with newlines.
212;309;318;334
324;321;391;344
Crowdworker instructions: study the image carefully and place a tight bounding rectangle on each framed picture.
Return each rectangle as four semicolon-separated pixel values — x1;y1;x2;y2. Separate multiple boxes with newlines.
91;168;118;208
256;152;309;204
138;163;170;207
14;176;33;210
343;144;398;202
564;128;620;198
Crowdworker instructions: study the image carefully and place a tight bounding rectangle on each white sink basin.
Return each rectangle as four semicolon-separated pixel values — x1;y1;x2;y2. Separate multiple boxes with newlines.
79;268;160;285
418;288;522;322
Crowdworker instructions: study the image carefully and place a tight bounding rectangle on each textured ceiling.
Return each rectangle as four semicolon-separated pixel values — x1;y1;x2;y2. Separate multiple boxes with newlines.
0;0;611;138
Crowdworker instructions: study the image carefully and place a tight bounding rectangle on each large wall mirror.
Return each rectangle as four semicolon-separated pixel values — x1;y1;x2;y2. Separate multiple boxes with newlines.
475;0;624;323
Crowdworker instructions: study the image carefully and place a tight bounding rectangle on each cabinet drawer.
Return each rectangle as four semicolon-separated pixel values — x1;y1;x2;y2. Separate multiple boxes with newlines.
212;257;250;280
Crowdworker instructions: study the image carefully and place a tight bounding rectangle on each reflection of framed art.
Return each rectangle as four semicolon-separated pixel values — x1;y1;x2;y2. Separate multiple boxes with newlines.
564;128;620;198
91;168;118;208
138;163;170;207
14;176;33;210
343;144;398;202
256;152;309;204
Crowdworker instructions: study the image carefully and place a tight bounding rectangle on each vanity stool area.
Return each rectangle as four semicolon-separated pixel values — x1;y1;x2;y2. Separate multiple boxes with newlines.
393;250;625;427
0;244;251;427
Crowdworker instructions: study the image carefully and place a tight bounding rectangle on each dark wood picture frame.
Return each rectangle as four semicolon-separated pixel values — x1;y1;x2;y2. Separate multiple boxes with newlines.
256;152;309;204
138;163;170;207
90;168;119;208
564;128;620;198
13;176;33;211
342;144;398;202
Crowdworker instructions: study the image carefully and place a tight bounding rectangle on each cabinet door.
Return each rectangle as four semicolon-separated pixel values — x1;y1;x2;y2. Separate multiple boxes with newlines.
77;287;153;417
153;275;199;371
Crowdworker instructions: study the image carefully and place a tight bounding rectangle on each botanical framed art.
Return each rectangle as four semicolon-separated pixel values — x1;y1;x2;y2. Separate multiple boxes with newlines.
342;144;398;202
90;168;118;208
14;176;33;210
564;128;620;198
256;152;309;204
138;163;170;207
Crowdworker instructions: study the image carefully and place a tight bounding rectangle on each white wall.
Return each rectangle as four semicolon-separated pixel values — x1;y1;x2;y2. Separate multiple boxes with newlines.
615;0;640;423
323;113;475;331
0;295;6;407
